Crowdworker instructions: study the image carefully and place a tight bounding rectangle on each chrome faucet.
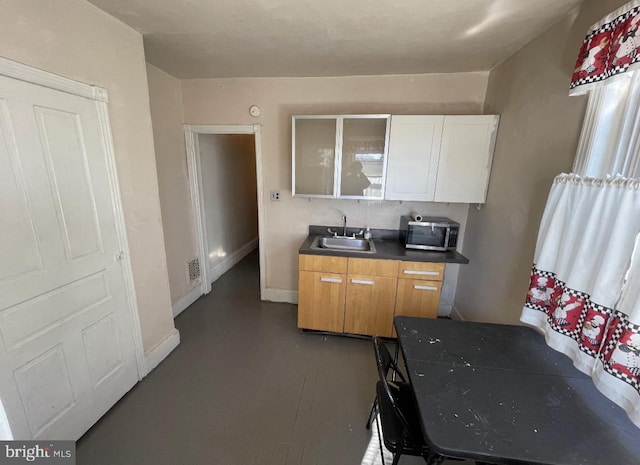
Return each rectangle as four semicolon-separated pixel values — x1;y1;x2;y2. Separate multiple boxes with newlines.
342;215;347;237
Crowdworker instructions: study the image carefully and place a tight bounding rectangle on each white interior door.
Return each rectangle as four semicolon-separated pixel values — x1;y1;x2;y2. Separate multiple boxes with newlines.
0;74;139;439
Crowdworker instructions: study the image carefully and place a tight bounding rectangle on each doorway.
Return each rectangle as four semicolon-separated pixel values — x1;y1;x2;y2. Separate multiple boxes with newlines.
184;125;265;298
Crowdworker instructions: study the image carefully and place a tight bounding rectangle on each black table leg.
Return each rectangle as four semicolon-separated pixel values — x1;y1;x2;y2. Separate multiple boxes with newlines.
425;450;445;465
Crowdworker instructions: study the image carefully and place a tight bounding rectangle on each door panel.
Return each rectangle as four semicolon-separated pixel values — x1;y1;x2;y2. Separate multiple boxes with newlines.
434;115;499;203
297;271;346;332
1;272;109;352
13;345;76;438
385;115;443;201
344;275;397;337
0;99;43;282
82;315;124;388
35;106;103;260
395;278;442;319
0;74;138;440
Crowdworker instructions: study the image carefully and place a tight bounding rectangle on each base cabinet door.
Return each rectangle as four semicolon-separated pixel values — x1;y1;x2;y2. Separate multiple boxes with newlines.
344;275;397;337
395;278;442;319
298;271;346;332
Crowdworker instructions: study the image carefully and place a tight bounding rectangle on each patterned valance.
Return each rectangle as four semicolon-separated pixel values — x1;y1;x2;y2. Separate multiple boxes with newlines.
570;0;640;95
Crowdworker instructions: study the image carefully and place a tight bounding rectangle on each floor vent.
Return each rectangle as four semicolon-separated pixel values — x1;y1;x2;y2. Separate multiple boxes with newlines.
188;258;200;282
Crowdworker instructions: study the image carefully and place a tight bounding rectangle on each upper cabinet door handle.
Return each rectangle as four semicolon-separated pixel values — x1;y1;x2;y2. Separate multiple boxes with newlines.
404;270;440;276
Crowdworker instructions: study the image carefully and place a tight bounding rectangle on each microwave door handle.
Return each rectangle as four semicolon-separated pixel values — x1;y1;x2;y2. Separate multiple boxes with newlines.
444;228;450;249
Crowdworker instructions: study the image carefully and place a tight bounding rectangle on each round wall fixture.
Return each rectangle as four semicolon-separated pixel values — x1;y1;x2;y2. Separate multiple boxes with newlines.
249;105;262;117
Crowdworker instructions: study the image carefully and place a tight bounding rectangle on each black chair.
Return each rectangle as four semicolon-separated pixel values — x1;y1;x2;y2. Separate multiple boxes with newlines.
366;337;407;429
370;336;432;465
371;336;469;465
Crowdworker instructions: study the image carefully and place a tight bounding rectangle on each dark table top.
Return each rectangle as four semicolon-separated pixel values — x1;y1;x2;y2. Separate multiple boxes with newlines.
395;316;640;465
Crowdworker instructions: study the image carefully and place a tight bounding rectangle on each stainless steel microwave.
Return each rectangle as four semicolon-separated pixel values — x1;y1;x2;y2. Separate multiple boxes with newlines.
399;216;460;251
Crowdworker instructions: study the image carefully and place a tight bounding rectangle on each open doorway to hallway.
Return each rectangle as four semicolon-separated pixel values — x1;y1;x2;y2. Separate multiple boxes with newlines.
185;125;266;301
199;133;258;281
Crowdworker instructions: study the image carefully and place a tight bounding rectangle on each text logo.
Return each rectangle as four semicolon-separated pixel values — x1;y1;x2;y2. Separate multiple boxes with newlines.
0;442;74;464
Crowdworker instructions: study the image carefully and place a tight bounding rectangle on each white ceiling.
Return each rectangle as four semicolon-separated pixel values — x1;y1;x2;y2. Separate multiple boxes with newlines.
88;0;584;79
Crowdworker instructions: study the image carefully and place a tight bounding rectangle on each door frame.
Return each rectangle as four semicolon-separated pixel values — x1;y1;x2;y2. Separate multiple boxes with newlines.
184;124;266;297
0;56;147;379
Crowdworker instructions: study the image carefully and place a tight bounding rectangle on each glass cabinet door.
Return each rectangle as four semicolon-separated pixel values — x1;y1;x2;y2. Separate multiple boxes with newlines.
339;117;389;199
293;117;337;197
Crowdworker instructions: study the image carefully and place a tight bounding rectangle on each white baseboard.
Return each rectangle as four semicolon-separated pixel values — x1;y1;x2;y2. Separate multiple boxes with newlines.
144;328;180;375
209;238;258;284
451;305;466;321
262;288;298;304
172;285;202;318
437;302;453;317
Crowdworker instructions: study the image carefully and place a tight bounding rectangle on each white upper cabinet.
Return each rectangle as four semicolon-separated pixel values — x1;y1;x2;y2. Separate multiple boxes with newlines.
385;115;444;201
292;115;390;199
339;117;389;199
292;117;337;197
385;114;499;204
434;115;499;203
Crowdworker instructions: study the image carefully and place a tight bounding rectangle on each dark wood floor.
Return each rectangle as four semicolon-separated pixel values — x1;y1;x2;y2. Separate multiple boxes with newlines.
77;251;468;464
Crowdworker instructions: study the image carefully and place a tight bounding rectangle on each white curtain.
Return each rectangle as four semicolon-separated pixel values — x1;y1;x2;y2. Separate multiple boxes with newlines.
574;71;640;178
521;173;640;427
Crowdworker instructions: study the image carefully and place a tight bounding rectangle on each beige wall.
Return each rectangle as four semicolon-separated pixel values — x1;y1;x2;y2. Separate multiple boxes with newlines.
146;63;199;305
0;0;175;352
199;134;258;273
181;73;488;309
454;0;629;324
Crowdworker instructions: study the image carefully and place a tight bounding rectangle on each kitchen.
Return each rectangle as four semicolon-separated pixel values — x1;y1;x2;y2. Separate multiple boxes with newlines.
1;0;639;463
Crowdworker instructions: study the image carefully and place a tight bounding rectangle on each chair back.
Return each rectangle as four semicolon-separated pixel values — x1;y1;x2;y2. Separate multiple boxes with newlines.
372;337;420;444
373;336;406;383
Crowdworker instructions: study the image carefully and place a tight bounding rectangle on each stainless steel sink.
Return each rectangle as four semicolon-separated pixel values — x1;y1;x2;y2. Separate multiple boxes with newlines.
310;236;376;253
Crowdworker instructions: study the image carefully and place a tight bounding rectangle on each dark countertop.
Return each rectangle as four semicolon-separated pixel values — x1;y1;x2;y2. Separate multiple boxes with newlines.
298;226;469;264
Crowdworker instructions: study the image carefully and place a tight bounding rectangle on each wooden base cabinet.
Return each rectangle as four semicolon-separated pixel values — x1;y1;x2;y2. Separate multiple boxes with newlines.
395;261;444;319
394;278;442;319
298;271;346;332
298;254;446;337
343;258;399;337
298;255;348;332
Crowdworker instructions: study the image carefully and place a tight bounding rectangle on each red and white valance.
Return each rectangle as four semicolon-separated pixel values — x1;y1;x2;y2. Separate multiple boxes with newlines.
570;0;640;95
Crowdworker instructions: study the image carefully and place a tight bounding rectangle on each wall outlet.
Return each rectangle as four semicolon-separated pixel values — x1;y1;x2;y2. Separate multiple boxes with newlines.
270;190;281;201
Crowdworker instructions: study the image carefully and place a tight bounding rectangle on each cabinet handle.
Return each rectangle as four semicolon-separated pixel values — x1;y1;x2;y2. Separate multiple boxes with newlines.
351;279;374;285
320;277;342;284
404;270;440;276
414;284;438;291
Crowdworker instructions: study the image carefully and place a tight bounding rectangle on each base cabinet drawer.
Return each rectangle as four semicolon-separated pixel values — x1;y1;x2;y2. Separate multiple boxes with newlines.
298;271;346;332
398;261;445;281
299;254;348;273
394;278;442;319
344;275;397;338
